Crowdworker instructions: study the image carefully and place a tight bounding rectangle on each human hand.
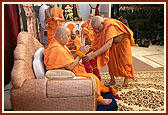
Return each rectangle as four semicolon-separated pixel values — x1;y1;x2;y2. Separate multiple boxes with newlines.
53;17;59;21
82;53;95;62
80;45;90;54
84;45;90;53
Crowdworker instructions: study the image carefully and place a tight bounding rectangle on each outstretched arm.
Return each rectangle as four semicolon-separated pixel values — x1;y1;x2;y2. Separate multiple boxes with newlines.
65;56;81;71
53;14;65;22
83;38;113;62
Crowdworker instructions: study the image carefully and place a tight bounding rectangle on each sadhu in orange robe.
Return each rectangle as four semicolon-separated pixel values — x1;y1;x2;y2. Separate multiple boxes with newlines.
43;39;111;102
66;35;83;50
81;19;94;44
47;7;64;45
91;18;135;78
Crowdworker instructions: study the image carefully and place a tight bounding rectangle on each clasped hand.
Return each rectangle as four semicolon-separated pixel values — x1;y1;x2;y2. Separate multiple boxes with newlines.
79;45;90;54
79;45;95;62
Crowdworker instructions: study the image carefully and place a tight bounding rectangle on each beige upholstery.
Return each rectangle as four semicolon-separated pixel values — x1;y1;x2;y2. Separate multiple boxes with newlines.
10;32;97;111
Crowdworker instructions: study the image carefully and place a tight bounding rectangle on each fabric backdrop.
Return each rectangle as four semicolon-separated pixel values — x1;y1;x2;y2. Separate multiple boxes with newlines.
4;4;20;85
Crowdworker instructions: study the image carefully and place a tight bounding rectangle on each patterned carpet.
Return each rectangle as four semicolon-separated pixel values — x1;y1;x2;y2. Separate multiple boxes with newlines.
100;71;165;111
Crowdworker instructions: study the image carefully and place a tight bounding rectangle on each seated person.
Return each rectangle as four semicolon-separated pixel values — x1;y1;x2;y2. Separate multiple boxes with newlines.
66;30;102;80
66;30;119;97
66;30;83;50
44;26;119;105
135;39;141;47
136;38;150;48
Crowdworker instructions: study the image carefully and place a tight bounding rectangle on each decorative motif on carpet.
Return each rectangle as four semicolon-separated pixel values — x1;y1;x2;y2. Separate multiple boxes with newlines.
100;71;164;111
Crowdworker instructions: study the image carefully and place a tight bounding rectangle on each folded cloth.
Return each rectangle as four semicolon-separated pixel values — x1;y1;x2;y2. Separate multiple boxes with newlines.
97;92;118;111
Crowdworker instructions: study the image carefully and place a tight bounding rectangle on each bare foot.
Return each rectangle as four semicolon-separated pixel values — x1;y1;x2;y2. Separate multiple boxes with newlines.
98;99;112;105
106;76;116;85
123;78;129;87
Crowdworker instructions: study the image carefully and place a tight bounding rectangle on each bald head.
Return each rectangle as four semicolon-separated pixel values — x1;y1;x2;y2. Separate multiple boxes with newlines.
55;26;71;45
91;16;104;27
71;30;76;40
91;16;104;33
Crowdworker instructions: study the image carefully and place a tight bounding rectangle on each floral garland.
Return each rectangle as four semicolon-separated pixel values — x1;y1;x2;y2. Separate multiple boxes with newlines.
76;49;119;99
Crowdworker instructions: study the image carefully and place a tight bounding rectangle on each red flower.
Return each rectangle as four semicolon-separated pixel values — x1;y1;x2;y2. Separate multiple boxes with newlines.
82;60;93;73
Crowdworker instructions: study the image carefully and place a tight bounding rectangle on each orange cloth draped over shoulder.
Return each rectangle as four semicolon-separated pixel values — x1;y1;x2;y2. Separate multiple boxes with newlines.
47;7;64;45
44;39;110;101
91;18;135;78
66;35;83;50
82;19;94;44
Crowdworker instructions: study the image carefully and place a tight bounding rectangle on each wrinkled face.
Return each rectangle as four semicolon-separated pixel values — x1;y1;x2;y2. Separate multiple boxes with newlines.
89;13;94;19
71;31;76;40
61;29;71;45
92;22;104;33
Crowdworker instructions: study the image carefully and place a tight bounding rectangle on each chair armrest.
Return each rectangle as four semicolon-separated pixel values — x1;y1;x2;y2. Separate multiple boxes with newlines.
11;79;48;99
11;77;97;111
11;77;97;100
47;77;96;98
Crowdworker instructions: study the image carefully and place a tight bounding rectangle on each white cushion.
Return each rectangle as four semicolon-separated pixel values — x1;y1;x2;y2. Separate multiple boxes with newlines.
45;69;75;79
33;48;46;79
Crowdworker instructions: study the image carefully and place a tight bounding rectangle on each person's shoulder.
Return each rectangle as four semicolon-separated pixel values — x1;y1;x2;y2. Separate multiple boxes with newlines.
47;43;65;53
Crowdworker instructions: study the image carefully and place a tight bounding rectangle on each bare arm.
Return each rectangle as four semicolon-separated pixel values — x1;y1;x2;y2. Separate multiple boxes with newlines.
65;56;81;71
53;14;65;22
94;38;113;56
83;38;113;62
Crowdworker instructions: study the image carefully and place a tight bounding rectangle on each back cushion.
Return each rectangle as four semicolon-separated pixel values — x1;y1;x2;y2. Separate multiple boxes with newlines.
33;48;46;79
11;32;43;88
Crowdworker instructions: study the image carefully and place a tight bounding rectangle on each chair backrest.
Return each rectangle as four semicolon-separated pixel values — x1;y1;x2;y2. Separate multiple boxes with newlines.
11;32;44;88
64;22;78;32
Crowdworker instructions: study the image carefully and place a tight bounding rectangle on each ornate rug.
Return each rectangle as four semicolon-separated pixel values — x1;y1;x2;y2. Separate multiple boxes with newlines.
100;71;165;111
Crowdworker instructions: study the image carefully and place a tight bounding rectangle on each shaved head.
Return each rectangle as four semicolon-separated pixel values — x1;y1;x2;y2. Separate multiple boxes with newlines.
71;30;76;40
91;16;104;33
91;16;104;27
55;26;71;45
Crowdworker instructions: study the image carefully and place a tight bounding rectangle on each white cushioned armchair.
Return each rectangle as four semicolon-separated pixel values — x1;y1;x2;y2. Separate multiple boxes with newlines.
11;32;97;111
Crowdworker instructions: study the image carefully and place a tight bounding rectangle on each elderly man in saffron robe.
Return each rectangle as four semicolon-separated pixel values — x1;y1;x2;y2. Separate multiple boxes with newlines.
83;16;135;87
43;26;118;105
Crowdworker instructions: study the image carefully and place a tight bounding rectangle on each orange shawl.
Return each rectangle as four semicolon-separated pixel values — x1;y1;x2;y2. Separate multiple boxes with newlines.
91;18;135;69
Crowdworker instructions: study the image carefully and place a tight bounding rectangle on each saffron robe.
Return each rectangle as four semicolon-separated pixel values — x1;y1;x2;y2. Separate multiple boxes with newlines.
82;19;94;44
47;7;64;45
44;39;110;101
91;18;135;78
